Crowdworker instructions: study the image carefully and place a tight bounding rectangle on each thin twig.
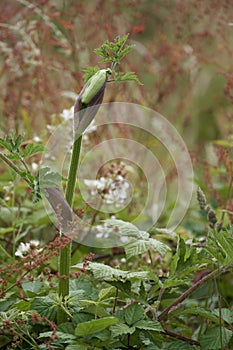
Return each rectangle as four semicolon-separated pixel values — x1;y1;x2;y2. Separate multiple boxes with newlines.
155;287;165;314
157;265;231;322
92;248;125;261
162;327;200;346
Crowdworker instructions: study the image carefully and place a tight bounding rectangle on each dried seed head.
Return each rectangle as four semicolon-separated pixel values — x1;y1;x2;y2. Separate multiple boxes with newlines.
206;207;218;228
197;186;207;210
197;187;218;228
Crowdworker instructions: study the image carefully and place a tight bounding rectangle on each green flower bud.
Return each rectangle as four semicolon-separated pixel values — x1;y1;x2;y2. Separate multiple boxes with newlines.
81;69;112;105
74;68;112;137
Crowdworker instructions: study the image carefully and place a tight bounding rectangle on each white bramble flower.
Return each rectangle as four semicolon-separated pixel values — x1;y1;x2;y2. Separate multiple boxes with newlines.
84;176;130;208
60;106;74;120
33;136;42;142
15;240;42;258
95;216;116;239
31;162;38;171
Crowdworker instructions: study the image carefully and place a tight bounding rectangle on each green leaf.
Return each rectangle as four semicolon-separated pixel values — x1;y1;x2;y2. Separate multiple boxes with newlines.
66;345;89;350
104;220;170;259
22;280;43;295
104;219;140;238
80;304;109;318
165;340;196;349
114;71;142;85
57;322;75;334
94;34;131;62
139;330;163;348
73;312;94;325
0;138;12;151
7;153;21;161
200;327;232;349
169;236;203;277
31;295;57;321
0;227;14;235
124;304;145;326
82;66;100;82
93;34;140;85
72;262;148;281
214;229;233;264
183;307;219;323
134;320;163;332
14;134;23;150
127;271;149;280
98;286;116;301
70;280;98;300
213;140;232;148
110;322;135;337
14;300;31;311
125;236;170;260
163;278;188;289
39;331;76;341
75;317;118;336
213;308;233;324
170;235;186;274
23;143;45;158
107;280;132;296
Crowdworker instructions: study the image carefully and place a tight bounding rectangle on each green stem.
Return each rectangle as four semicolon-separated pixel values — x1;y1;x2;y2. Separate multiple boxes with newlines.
57;135;82;324
0;151;31;186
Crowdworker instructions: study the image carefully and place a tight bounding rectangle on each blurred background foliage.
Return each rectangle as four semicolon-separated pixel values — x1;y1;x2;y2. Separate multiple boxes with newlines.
0;0;232;249
0;0;232;141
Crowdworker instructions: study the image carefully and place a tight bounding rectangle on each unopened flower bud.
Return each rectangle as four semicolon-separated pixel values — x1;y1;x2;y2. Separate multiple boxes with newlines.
74;68;112;137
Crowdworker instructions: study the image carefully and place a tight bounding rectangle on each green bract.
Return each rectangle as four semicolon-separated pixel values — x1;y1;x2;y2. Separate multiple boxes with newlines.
81;68;112;105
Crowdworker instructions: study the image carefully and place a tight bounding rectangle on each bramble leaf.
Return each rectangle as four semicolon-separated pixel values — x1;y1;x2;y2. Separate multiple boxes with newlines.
200;327;232;349
124;304;144;326
72;262;148;281
75;317;118;336
110;322;135;337
134;319;163;332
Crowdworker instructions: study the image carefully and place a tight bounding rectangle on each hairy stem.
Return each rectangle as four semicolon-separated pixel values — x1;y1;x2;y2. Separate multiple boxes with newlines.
57;135;82;324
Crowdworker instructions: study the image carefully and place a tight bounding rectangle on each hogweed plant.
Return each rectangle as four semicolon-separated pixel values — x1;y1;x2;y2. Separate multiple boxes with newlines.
52;34;142;324
0;34;141;325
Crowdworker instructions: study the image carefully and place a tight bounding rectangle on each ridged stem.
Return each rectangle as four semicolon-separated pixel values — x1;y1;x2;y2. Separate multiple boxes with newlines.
57;135;82;324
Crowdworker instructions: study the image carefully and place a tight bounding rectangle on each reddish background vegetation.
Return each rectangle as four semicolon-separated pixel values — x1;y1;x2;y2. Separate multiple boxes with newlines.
0;0;232;138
